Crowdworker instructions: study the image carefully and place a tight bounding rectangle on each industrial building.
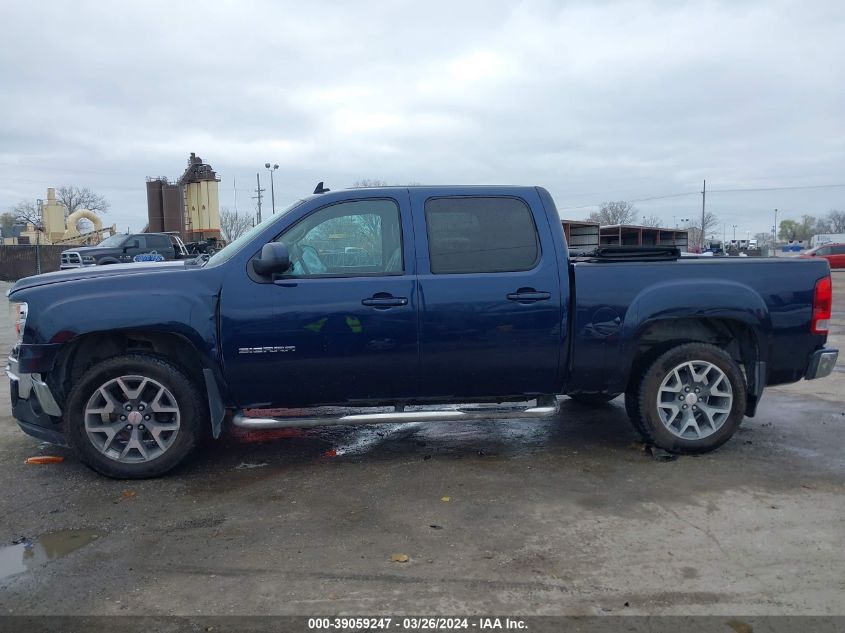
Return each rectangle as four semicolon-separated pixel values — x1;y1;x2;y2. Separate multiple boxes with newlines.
2;187;116;246
146;153;222;243
561;219;690;252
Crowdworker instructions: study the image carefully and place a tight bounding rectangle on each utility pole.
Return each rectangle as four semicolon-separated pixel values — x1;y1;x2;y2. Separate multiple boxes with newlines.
35;198;43;275
772;208;778;252
253;173;265;224
233;176;238;214
700;179;706;253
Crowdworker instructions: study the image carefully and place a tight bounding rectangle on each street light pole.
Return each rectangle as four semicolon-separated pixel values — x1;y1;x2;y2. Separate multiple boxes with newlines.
265;163;278;214
732;224;737;240
700;179;706;252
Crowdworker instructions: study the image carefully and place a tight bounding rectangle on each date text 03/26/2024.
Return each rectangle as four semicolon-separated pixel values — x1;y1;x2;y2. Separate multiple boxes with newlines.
307;617;528;630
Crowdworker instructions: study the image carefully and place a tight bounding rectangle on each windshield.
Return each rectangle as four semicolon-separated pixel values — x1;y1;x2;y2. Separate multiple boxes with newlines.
205;199;305;268
96;234;129;248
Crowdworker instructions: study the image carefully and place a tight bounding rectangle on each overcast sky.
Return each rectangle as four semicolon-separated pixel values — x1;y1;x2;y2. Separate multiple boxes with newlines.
2;0;844;238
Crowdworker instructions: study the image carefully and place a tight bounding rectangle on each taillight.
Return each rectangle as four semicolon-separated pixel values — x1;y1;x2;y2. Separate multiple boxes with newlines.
811;276;832;335
12;302;28;341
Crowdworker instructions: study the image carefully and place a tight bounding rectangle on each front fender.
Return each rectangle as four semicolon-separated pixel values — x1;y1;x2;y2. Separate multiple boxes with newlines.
608;279;772;392
13;269;223;375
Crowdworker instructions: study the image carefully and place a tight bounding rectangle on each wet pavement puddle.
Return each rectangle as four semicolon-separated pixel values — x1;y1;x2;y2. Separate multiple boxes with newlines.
0;529;101;580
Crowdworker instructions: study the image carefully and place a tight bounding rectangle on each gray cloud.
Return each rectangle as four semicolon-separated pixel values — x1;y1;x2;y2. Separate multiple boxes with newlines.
1;0;843;236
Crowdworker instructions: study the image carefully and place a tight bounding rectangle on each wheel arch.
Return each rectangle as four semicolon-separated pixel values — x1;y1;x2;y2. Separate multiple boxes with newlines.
50;329;227;437
624;317;765;417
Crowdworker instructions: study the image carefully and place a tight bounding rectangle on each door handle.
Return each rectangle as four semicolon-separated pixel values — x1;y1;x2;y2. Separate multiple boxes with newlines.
506;289;551;303
362;295;409;308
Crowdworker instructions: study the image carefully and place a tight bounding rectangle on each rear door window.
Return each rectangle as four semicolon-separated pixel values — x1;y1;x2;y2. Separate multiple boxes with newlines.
145;234;172;250
424;197;540;274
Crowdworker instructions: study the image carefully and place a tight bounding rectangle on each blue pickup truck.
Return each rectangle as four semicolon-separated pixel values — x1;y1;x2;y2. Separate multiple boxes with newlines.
6;186;838;478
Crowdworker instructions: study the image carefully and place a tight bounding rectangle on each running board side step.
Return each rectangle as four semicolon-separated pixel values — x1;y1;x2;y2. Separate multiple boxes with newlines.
232;398;560;429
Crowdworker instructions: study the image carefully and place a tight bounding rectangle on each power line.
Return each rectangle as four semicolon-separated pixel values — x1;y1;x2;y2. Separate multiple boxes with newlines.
559;191;696;210
557;182;845;211
707;183;845;194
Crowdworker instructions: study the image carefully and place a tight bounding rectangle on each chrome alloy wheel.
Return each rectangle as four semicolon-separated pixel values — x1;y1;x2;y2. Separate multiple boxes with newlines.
657;360;733;440
84;375;181;463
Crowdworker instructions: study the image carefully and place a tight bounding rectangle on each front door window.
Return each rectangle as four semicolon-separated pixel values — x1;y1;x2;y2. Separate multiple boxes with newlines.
278;199;403;277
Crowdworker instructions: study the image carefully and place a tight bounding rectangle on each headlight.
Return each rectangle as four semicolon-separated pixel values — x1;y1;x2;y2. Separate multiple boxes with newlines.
82;256;95;263
12;302;27;341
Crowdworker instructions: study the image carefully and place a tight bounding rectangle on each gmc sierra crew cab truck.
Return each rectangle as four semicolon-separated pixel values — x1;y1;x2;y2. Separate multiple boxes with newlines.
6;186;838;478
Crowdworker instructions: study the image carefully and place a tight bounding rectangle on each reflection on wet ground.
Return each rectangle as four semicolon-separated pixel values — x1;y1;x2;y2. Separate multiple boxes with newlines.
203;399;631;472
0;529;102;581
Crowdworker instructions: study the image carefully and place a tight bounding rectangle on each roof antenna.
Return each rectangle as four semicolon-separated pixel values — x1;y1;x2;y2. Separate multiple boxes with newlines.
313;181;330;194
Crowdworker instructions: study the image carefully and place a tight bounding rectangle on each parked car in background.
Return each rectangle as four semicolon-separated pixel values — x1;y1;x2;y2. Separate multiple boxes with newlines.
801;243;845;269
60;233;189;269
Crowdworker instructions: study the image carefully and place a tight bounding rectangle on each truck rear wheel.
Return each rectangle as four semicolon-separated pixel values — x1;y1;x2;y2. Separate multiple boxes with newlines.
629;343;746;454
65;354;205;479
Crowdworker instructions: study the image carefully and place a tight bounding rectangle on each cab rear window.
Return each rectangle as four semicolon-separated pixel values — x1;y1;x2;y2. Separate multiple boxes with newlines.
424;197;540;274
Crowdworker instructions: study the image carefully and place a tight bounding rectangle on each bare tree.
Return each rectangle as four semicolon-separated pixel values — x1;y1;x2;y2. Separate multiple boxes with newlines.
56;185;110;217
687;211;719;251
639;214;663;227
1;212;15;234
11;200;41;226
753;232;774;249
587;201;637;225
352;179;388;188
219;207;253;242
826;210;845;233
813;216;832;234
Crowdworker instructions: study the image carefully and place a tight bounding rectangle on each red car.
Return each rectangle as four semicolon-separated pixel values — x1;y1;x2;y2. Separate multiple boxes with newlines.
802;243;845;269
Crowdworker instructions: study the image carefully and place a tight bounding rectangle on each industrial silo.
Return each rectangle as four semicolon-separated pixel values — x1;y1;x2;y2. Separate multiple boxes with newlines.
145;178;165;233
162;182;184;235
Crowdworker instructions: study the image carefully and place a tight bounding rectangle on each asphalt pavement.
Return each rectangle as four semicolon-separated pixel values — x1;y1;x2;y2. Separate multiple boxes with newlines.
0;274;843;616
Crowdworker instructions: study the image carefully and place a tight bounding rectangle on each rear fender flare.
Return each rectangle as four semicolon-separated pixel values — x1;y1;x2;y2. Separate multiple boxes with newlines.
611;279;773;393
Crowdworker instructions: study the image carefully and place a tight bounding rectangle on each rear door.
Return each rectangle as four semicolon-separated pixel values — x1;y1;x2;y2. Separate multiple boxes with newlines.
410;190;564;399
144;234;176;259
830;245;845;268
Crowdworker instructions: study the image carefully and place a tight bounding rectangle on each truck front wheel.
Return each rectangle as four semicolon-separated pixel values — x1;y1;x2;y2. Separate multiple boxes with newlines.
630;343;746;454
65;354;205;479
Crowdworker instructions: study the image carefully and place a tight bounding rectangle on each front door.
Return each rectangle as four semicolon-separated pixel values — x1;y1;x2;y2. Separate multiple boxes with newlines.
220;194;418;408
411;191;564;399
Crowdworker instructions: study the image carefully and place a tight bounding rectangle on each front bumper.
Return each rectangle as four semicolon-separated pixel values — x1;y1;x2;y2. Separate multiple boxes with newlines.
805;348;839;380
59;263;94;270
6;354;65;445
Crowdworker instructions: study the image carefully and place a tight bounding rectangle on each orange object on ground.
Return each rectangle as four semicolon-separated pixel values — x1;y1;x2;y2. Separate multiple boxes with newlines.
25;456;65;465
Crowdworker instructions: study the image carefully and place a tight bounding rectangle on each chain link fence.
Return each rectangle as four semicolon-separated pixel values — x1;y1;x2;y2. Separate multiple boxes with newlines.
0;245;66;281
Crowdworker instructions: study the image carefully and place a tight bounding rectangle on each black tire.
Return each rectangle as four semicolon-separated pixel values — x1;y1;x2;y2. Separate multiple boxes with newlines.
65;354;206;479
630;343;746;454
567;392;620;406
624;380;646;436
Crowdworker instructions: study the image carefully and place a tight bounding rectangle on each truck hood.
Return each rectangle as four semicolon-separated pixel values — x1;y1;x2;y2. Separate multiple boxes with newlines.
9;260;190;294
